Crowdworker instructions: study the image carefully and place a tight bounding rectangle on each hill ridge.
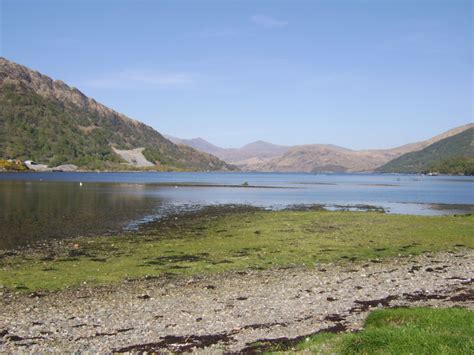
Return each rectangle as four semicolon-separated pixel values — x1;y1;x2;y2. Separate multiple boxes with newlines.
377;128;474;174
0;57;235;171
168;123;473;172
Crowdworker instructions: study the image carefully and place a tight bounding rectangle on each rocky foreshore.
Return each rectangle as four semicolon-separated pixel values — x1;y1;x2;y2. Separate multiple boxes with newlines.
1;250;473;353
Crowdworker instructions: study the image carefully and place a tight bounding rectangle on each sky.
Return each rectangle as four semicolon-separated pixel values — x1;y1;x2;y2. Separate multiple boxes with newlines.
1;0;472;149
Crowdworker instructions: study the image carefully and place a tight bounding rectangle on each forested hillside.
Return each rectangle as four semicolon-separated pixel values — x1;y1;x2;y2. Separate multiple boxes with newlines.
0;58;235;171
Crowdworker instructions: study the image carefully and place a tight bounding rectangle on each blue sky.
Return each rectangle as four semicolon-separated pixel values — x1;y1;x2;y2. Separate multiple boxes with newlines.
1;0;472;149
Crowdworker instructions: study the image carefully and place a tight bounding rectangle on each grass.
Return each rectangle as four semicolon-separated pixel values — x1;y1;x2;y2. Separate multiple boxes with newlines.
276;307;474;354
1;210;473;292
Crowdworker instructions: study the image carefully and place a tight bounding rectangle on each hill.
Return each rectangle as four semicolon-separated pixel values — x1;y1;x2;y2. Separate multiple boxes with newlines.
261;125;473;173
0;58;235;171
260;144;388;173
217;141;290;169
165;136;290;169
164;135;225;156
377;128;474;174
168;125;473;172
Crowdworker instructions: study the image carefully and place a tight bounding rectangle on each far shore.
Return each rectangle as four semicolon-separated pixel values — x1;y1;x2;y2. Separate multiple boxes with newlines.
1;168;474;176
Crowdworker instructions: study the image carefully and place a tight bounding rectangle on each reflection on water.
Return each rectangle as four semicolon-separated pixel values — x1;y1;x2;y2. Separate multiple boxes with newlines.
0;181;163;249
0;172;473;249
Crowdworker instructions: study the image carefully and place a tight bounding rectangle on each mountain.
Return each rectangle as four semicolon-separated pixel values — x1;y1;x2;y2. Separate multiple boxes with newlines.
377;128;474;174
0;58;235;171
164;135;225;156
165;136;290;169
259;143;412;173
218;141;290;169
383;124;474;156
260;125;473;173
169;125;473;172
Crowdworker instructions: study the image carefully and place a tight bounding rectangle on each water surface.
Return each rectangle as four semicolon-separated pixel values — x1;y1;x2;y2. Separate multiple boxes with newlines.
1;172;472;249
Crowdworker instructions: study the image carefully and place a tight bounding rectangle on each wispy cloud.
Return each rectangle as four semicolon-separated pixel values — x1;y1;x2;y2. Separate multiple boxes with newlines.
82;69;196;90
250;14;288;28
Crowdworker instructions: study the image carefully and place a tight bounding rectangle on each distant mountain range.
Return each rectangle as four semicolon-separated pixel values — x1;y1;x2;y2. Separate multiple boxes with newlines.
1;57;470;174
0;58;235;171
167;124;473;173
165;135;288;169
377;128;474;174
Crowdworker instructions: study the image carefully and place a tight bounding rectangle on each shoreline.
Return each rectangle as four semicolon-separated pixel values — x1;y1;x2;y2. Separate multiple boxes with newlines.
2;201;473;253
2;169;474;176
1;205;473;352
1;207;472;291
1;250;472;352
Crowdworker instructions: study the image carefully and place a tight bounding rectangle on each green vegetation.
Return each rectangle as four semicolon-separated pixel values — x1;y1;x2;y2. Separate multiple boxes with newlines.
0;159;28;171
1;210;472;292
0;58;234;171
378;128;474;174
273;307;474;354
429;156;474;176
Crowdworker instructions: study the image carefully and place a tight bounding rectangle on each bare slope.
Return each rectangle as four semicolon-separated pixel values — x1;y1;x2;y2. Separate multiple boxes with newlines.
168;124;473;172
165;136;290;169
164;135;225;156
261;124;474;173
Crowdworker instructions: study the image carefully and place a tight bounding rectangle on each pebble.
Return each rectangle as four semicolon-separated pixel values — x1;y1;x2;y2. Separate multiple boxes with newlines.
0;250;472;353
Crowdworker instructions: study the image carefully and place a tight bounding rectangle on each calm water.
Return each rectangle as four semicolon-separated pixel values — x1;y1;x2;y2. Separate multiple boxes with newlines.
0;172;473;249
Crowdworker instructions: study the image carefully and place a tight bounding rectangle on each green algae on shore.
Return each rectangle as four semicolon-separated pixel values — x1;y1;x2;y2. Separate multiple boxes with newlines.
0;209;473;292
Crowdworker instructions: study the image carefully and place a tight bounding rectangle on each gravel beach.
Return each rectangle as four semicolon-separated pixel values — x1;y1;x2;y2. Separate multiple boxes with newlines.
1;250;472;353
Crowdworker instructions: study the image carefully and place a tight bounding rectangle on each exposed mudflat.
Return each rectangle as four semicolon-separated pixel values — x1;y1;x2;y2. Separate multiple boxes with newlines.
1;250;472;353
